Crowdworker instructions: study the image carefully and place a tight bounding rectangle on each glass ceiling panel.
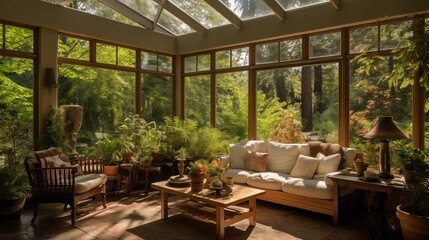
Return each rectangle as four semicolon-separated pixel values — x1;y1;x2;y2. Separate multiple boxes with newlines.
159;9;195;35
276;0;329;11
169;0;229;28
219;0;273;20
117;0;159;21
42;0;143;28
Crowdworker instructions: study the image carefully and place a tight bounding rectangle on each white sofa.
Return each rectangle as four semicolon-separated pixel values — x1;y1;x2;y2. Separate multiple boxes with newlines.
223;140;359;225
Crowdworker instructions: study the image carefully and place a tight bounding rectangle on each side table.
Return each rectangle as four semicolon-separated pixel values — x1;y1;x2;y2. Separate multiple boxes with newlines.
135;166;161;195
329;173;407;239
119;163;135;194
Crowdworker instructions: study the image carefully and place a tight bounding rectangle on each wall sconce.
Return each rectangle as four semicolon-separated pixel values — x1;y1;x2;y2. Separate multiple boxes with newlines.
364;116;407;179
45;67;58;87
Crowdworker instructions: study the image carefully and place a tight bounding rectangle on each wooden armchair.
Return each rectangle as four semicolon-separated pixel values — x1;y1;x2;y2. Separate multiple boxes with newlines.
25;148;107;225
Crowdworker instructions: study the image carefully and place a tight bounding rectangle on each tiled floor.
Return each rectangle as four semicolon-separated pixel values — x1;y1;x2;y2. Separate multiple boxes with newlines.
0;188;373;240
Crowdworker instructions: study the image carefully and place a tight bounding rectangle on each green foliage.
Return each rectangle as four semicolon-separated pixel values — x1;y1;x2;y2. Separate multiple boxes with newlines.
394;143;429;216
116;113;161;164
0;104;31;202
161;116;196;159
268;107;306;143
187;124;229;160
38;107;71;152
89;138;122;165
0;163;30;200
188;159;208;174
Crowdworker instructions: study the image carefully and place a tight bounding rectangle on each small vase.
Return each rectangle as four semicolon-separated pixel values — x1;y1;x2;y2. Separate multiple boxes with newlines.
189;172;205;192
354;162;369;176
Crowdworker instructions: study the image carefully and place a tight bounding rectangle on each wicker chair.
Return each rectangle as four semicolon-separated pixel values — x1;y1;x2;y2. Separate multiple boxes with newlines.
24;148;107;225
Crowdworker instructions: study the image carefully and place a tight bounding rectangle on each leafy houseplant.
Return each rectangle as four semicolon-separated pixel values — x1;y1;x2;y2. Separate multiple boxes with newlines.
0;109;31;219
188;159;208;192
394;144;429;239
89;138;122;176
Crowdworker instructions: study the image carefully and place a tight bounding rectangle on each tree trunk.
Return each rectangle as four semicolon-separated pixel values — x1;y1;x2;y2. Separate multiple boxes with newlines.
301;66;312;132
276;75;287;103
314;65;323;113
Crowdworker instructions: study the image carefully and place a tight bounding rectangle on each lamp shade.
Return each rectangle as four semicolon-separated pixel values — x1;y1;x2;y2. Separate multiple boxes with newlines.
364;116;407;140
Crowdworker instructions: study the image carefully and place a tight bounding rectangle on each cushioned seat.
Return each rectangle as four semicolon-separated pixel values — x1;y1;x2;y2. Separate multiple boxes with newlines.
25;147;107;225
246;172;287;190
74;174;107;193
282;178;333;199
224;169;254;184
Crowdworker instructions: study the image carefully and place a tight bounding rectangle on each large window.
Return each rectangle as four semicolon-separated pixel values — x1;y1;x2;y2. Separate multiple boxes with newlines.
58;64;135;150
141;74;172;123
256;63;339;143
349;56;412;166
0;23;34;163
216;71;248;140
185;75;210;126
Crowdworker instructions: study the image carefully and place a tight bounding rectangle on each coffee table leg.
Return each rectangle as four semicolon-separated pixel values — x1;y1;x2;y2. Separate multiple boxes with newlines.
249;199;256;226
216;206;225;240
160;191;168;219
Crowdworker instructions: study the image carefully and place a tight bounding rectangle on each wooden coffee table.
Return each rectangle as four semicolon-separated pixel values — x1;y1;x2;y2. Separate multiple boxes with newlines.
151;181;265;240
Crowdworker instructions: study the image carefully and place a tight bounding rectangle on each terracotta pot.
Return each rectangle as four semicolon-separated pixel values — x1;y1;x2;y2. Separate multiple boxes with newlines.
189;172;205;192
396;205;429;239
354;162;369;176
122;152;133;163
104;164;119;176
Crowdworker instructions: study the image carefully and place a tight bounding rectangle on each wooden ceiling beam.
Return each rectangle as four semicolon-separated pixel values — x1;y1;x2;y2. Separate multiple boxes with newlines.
204;0;242;29
263;0;286;21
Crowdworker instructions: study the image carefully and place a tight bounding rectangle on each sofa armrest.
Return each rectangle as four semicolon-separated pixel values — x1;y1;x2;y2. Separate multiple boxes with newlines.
325;169;350;186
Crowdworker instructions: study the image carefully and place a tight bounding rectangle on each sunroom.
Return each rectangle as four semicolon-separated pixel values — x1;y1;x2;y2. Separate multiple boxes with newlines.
0;0;429;239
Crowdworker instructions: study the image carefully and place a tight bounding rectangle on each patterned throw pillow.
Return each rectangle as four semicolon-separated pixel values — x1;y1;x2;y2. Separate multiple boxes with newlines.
244;151;269;172
40;154;72;182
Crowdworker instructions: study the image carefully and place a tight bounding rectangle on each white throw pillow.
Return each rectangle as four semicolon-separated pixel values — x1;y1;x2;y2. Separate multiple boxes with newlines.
315;153;341;175
41;155;72;182
290;155;320;179
229;144;248;169
267;142;300;174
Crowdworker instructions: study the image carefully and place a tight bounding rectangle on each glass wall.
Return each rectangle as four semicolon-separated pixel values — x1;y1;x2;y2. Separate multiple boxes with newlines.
256;63;339;143
58;64;135;151
141;74;172;123
0;23;34;164
185;75;210;126
216;71;248;140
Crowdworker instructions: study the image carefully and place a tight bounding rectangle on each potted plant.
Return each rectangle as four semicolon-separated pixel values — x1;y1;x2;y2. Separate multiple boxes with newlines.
187;159;208;192
205;159;229;188
89;138;122;176
394;143;429;239
0;109;31;220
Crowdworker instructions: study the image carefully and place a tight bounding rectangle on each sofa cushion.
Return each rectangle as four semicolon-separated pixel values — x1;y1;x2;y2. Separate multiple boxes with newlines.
229;144;248;169
290;155;320;179
74;173;107;194
243;140;268;152
224;169;254;184
282;178;333;199
244;151;269;172
247;172;287;190
267;142;300;174
315;153;341;175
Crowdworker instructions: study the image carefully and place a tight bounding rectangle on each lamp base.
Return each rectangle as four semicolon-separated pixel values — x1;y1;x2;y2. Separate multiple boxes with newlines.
378;173;394;179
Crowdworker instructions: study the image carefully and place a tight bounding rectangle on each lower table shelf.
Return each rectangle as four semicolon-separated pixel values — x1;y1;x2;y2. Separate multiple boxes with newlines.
169;199;250;225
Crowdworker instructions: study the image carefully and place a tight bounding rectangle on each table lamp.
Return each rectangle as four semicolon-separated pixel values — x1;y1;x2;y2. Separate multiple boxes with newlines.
364;116;407;179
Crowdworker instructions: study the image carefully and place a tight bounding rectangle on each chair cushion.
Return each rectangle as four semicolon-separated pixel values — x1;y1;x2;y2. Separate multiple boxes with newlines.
246;172;287;190
74;173;107;194
244;151;269;172
267;142;300;174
